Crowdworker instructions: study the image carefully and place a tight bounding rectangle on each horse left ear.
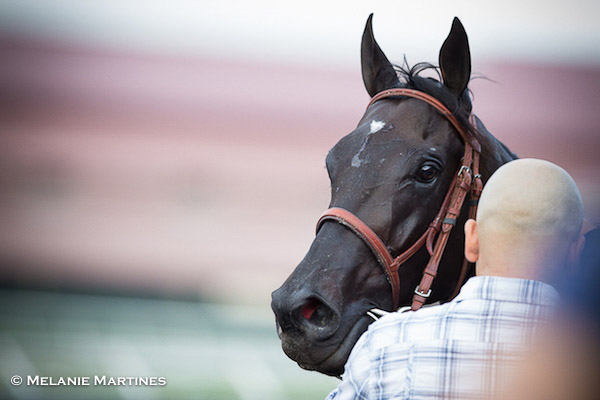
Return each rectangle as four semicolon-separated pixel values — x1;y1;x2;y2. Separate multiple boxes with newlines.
439;17;471;98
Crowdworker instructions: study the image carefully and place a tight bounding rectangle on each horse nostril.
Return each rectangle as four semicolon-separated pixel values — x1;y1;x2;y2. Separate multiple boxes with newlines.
273;290;340;339
302;298;320;320
299;298;337;331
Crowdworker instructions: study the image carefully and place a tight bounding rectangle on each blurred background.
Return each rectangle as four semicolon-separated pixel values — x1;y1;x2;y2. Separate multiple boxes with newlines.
0;0;599;399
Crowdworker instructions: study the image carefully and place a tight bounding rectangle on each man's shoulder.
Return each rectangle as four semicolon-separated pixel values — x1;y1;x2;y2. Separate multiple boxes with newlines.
363;275;558;349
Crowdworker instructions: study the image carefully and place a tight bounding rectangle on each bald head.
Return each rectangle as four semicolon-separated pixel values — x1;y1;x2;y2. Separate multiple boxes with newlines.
464;159;584;282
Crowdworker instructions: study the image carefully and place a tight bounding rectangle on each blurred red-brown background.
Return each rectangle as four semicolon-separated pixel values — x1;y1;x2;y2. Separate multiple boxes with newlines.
1;1;599;306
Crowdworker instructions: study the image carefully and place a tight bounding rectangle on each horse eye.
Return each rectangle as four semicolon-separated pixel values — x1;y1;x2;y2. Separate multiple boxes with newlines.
416;164;438;183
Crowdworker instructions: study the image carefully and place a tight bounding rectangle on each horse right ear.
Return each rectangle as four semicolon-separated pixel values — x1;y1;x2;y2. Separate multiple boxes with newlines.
439;17;471;98
361;14;398;97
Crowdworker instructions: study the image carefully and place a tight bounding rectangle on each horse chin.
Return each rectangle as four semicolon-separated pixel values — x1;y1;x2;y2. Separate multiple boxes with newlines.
283;314;373;377
314;315;373;376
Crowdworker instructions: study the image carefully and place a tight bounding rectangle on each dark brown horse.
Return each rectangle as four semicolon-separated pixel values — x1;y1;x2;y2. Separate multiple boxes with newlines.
271;15;517;377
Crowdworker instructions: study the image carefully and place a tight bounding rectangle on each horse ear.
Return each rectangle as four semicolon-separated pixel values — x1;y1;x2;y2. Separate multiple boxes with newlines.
439;17;471;98
361;14;398;97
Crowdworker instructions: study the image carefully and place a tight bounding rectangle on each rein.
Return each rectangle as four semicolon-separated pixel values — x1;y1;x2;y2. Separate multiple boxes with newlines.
316;88;483;312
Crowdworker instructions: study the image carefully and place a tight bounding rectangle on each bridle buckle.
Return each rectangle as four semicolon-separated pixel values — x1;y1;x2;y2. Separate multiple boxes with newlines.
414;285;432;298
458;165;472;177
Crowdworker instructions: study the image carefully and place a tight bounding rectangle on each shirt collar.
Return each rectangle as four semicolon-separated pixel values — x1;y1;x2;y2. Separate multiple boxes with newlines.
455;276;560;306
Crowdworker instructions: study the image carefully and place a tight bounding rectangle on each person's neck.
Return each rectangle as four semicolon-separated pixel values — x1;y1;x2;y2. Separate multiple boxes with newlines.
475;259;548;282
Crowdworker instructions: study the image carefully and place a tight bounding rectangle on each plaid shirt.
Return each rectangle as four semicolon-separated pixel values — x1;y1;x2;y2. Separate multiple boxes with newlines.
325;276;559;400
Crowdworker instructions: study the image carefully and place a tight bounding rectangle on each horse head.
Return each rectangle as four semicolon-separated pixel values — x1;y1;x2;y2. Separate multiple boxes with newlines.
271;15;516;377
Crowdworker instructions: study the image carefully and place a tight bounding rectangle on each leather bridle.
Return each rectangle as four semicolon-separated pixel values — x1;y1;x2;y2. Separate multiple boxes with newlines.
316;88;483;311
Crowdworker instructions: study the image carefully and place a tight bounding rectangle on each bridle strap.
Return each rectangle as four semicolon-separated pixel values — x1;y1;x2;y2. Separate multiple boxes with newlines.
317;208;401;308
368;88;481;153
317;87;481;312
449;137;483;300
411;152;473;310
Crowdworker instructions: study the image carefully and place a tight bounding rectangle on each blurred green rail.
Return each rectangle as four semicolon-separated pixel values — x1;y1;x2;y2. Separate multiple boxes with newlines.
0;289;335;400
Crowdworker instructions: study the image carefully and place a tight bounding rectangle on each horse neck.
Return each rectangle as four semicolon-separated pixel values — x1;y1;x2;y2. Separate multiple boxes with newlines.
472;115;518;182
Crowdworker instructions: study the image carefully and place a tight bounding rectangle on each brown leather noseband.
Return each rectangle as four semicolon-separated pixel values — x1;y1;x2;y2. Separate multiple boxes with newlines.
316;88;482;311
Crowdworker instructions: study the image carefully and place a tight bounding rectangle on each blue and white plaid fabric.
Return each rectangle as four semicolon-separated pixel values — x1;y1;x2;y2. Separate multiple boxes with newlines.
326;276;559;400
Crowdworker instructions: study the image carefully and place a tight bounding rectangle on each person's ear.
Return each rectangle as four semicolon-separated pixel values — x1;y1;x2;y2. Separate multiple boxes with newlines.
567;234;585;272
464;219;479;263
